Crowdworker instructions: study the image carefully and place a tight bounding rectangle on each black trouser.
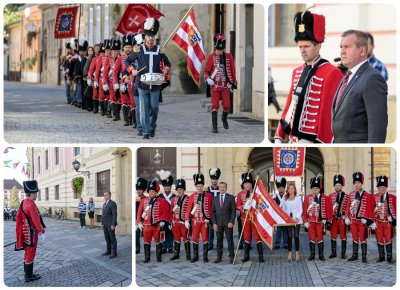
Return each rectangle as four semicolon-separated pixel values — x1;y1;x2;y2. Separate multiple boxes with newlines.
79;213;86;227
162;225;173;250
136;227;141;251
216;225;234;258
103;225;117;254
286;225;300;251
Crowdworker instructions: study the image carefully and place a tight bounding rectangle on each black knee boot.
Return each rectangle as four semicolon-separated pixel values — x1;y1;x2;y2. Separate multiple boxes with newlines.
318;242;325;261
184;241;191;261
113;103;120;121
143;244;151;263
257;242;264;263
170;242;180;260
93;100;99;114
191;243;199;263
99;101;105;116
222;111;229;129
308;242;316;261
106;101;113;118
24;263;41;282
156;243;162;262
132;109;137;128
242;242;250;263
386;243;394;264
377;244;386;262
203;243;209;262
212;111;218;133
122;106;129;126
361;243;367;263
348;241;358;261
341;240;347;259
329;239;337;258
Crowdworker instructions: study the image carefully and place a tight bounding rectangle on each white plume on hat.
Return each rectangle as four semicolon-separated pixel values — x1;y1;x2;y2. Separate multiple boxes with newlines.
144;18;155;30
156;170;171;181
209;167;218;176
78;37;87;46
276;176;283;182
70;38;78;50
135;34;144;45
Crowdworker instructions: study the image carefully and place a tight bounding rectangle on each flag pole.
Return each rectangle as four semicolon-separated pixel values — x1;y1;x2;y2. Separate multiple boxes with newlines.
162;4;194;48
233;175;260;265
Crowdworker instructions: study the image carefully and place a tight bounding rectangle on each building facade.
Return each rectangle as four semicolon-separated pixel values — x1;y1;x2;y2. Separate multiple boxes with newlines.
27;147;132;235
3;179;24;209
137;147;396;197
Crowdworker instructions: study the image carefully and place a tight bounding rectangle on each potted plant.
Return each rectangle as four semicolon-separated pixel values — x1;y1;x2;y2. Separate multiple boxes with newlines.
71;177;84;198
178;59;199;94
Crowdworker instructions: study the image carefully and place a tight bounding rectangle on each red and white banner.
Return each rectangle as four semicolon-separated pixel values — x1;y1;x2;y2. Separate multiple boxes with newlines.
115;4;164;36
172;8;205;86
54;6;79;39
250;180;295;249
273;147;305;176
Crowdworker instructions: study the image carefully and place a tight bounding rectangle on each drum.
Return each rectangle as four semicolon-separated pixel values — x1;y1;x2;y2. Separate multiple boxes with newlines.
140;73;165;86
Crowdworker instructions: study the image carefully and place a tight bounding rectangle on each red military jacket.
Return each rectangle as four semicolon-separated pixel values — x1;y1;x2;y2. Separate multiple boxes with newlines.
236;190;254;222
203;52;236;90
15;199;46;250
330;191;350;219
113;53;134;87
345;190;375;223
88;55;98;82
302;193;333;224
102;55;118;84
185;191;213;223
275;60;342;143
373;192;397;223
137;196;170;226
171;194;190;224
94;52;105;83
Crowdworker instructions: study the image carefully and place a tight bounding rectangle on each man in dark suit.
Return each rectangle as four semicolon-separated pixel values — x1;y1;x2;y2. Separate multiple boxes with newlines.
212;182;236;263
102;191;118;258
332;30;388;143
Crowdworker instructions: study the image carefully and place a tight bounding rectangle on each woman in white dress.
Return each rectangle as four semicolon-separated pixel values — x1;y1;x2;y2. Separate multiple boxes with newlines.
281;184;303;262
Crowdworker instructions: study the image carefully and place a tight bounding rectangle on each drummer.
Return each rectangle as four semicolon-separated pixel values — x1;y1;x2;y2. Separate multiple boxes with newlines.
124;18;171;139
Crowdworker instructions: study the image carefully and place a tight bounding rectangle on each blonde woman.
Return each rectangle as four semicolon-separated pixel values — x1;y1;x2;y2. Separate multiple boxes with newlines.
281;184;303;262
87;197;95;228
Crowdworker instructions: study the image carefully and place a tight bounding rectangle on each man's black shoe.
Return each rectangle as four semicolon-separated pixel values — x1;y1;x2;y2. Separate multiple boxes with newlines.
102;251;111;256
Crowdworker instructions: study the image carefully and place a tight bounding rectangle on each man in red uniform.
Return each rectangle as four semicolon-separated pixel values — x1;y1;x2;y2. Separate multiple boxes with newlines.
87;43;101;114
94;39;112;116
373;175;396;263
102;39;121;120
203;33;237;133
302;176;333;261
15;180;46;282
328;174;350;259
170;178;191;261
274;10;342;143
345;171;376;263
207;167;221;250
137;179;170;263
236;171;264;263
113;34;136;127
185;173;213;263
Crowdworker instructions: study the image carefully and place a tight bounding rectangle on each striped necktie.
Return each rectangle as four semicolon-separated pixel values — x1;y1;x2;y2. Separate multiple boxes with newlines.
335;71;352;110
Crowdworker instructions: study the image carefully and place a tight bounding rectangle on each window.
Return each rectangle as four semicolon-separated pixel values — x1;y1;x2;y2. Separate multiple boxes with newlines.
74;147;80;156
45;150;49;170
37;156;41;174
45;188;49;201
96;170;111;197
55;185;59;200
38;190;41;201
55;147;59;165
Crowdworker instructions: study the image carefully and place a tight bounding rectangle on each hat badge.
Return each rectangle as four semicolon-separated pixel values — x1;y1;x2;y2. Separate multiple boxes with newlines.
298;23;305;33
336;177;338;181
198;178;201;181
381;178;384;182
138;181;141;186
356;174;359;178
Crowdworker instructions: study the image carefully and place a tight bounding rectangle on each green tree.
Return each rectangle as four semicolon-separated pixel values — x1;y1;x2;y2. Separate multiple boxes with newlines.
3;4;23;29
10;186;20;208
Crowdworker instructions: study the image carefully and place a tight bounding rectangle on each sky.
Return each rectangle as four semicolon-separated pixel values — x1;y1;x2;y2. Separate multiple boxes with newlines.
3;146;29;184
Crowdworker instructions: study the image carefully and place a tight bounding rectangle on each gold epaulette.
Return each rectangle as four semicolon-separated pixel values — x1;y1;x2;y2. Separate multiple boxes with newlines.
133;45;140;53
160;48;166;55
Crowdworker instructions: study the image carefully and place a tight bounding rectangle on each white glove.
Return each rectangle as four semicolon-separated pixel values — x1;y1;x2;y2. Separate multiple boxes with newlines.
361;218;367;224
41;234;47;241
184;221;190;229
303;222;309;229
113;83;119;91
168;224;172;230
274;138;283;144
74;54;79;59
87;79;92;86
138;223;144;231
94;81;98;88
322;219;326;225
66;80;71;85
244;200;251;211
345;217;350;225
388;216;393;222
119;83;126;93
227;82;232;89
370;222;377;230
206;77;215;86
102;84;109;91
205;219;210;224
159;221;165;227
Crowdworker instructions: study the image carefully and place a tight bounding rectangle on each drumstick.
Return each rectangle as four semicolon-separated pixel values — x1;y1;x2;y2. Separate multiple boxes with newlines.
137;66;147;73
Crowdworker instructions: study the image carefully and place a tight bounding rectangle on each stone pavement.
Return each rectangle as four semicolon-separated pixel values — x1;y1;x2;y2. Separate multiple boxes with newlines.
135;230;396;287
4;82;264;144
3;218;132;287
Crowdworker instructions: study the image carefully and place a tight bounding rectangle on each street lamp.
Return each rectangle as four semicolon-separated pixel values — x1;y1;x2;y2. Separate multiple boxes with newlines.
72;160;90;179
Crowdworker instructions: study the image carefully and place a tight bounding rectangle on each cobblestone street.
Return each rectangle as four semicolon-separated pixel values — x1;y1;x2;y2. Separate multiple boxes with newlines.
135;230;396;287
4;218;131;287
4;82;264;144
